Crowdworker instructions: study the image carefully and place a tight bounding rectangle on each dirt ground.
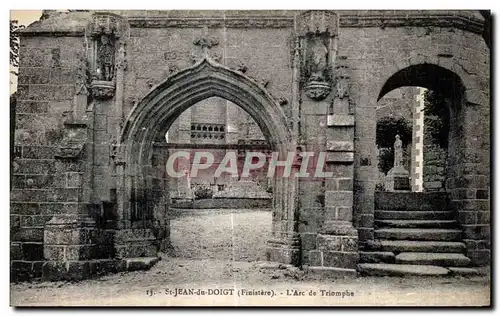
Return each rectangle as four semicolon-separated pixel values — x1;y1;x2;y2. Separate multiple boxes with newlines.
10;209;491;307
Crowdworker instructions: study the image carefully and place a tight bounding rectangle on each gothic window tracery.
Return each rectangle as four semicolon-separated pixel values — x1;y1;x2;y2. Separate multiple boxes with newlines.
190;123;226;140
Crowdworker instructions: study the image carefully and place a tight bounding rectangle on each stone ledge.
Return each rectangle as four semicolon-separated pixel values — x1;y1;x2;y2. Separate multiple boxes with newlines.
358;263;451;277
124;257;161;272
326;140;354;152
257;262;294;270
447;267;480;276
326;152;354;163
11;257;161;282
327;114;355;127
305;266;357;279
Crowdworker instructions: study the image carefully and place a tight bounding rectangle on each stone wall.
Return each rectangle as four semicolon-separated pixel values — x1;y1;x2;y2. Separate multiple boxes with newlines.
423;144;447;191
11;35;88;281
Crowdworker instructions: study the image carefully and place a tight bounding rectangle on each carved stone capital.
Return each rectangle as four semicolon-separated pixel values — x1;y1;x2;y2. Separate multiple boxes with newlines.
90;80;115;100
55;143;85;159
305;80;331;101
88;12;127;38
296;11;339;37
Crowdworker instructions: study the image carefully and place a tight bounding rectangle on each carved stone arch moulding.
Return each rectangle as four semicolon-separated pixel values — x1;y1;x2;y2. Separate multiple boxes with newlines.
117;57;296;252
120;56;292;167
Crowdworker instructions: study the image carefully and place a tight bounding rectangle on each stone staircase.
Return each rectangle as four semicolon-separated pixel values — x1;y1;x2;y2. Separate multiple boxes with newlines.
358;192;479;277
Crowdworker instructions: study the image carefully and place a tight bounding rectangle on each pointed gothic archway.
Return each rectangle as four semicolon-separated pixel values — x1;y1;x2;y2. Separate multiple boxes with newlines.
114;57;299;264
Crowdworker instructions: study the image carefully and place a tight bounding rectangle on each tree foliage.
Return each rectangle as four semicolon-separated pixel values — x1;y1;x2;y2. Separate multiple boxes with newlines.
376;117;412;148
378;147;394;175
423;89;450;148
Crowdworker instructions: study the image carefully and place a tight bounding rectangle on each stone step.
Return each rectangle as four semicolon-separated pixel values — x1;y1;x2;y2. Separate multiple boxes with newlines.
375;240;466;254
358;263;450;277
359;251;395;264
448;267;480;276
395;252;471;267
123;257;161;272
375;228;462;241
375;219;457;229
375;210;455;220
375;191;449;211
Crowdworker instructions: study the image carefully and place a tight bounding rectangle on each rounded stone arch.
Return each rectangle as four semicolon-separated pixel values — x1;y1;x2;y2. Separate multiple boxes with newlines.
375;55;482;106
377;63;466;102
116;56;293;228
374;62;468;186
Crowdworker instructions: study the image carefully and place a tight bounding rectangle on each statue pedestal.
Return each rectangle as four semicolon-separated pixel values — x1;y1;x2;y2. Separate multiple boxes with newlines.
386;166;410;191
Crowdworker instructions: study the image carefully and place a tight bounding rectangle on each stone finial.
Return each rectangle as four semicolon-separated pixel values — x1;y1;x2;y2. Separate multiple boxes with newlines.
193;26;219;54
296;11;339;37
88;12;126;38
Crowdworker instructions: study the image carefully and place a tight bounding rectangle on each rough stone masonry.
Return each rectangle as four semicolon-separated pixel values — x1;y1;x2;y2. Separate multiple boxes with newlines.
11;10;490;281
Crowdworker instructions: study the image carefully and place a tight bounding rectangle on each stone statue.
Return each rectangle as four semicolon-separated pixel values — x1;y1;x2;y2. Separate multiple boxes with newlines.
336;78;348;99
97;34;115;81
308;37;328;81
394;134;403;167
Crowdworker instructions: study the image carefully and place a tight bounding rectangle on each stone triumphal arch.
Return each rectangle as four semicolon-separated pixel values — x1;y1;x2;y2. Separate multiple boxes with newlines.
11;10;489;281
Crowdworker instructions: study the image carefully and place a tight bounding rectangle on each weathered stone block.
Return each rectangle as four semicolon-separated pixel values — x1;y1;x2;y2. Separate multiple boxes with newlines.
338;178;353;190
326;152;354;163
322;251;359;269
11;202;40;215
308;250;322;266
43;245;65;261
22;242;44;261
10;243;23;260
341;236;358;252
325;191;353;208
300;233;317;251
477;211;490;224
317;235;342;252
462;224;489;240
12;227;44;242
327;114;354;126
66;172;82;188
326;141;354;152
357;228;374;241
336;207;353;221
357;214;374;228
467;249;490;266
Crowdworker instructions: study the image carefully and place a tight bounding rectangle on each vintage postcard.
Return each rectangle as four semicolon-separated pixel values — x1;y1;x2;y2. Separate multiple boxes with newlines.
9;9;491;307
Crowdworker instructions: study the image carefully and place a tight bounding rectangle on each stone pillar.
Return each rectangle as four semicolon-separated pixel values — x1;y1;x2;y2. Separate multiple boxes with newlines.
411;88;425;192
354;86;378;248
310;62;358;276
43;90;100;280
150;143;171;252
170;109;194;202
293;11;357;276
